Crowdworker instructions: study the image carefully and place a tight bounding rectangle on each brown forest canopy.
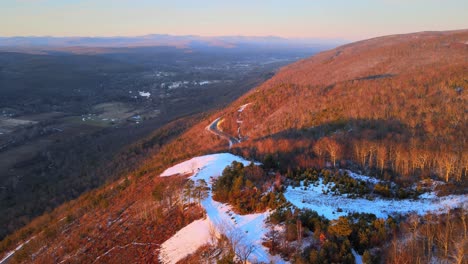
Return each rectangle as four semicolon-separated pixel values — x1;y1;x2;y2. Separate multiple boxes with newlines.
219;30;468;183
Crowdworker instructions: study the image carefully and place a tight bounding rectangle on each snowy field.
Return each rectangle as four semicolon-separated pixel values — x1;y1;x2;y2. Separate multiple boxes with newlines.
159;153;467;263
285;178;468;220
159;219;212;264
160;153;284;264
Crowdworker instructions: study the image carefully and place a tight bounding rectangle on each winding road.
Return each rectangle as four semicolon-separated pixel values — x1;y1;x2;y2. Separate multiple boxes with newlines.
206;118;240;148
206;104;250;149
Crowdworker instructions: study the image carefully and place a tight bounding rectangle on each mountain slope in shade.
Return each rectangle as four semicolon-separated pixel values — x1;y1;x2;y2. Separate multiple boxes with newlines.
0;30;467;263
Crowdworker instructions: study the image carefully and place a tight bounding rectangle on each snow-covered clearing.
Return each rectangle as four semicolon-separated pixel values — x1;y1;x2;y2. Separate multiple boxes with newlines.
160;153;250;178
346;170;382;185
285;179;468;220
159;153;467;263
160;153;284;264
158;219;212;264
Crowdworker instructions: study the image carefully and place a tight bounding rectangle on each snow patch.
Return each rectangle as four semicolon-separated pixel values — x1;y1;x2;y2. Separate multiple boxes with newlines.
346;170;382;184
199;81;213;85
160;153;251;178
0;237;34;264
352;249;363;264
159;218;213;264
238;103;251;112
167;81;189;89
285;179;468;220
159;153;282;264
138;91;151;98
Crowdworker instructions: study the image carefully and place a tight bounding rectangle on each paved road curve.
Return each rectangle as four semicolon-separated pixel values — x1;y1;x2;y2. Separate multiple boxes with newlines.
206;117;240;149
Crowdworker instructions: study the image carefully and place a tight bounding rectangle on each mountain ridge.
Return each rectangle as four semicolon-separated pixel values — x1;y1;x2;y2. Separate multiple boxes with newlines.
0;34;346;55
0;29;467;263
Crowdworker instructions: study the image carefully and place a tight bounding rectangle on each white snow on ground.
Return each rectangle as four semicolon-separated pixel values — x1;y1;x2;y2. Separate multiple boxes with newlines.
346;170;382;184
199;80;215;85
284;179;468;220
352;249;363;264
159;153;284;264
199;81;212;85
160;153;251;178
198;80;222;86
159;218;212;264
238;103;251;112
159;153;467;263
200;196;279;264
168;82;182;89
167;81;190;90
0;237;34;264
138;91;151;98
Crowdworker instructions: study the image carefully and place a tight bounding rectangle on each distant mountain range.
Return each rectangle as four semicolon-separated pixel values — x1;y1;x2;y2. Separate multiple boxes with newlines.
0;34;347;53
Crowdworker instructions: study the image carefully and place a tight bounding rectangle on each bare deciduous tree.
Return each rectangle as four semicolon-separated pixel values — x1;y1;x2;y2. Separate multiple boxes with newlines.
449;237;466;264
264;223;281;253
438;153;457;182
217;221;257;264
315;137;343;167
376;143;387;174
235;240;257;264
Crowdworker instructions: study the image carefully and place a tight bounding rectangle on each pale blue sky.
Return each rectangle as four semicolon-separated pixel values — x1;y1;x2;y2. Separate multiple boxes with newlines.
1;0;467;40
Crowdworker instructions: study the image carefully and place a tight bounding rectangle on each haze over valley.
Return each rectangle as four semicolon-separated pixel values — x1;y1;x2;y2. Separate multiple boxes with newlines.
0;37;330;241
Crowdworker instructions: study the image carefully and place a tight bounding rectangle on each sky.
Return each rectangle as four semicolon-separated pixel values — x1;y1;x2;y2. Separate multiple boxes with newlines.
1;0;467;40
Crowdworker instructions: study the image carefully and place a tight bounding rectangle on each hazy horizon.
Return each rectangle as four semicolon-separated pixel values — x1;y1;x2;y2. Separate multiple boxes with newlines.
2;0;467;41
0;33;347;41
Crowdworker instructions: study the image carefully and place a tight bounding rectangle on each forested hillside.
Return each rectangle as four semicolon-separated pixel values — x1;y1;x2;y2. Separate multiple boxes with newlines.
1;30;466;263
221;30;467;185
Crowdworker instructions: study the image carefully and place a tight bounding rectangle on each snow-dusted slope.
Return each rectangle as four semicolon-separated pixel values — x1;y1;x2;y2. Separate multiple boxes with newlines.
159;153;467;263
0;237;34;264
160;153;251;178
285;179;468;220
159;219;213;264
159;153;282;264
238;103;251;112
